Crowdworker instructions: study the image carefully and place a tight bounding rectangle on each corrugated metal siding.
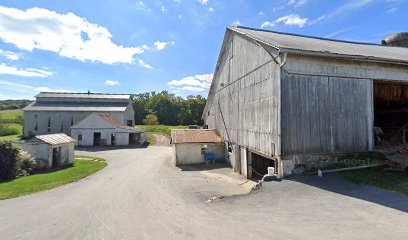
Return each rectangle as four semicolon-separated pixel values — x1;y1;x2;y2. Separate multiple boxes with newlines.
206;33;280;157
281;74;372;155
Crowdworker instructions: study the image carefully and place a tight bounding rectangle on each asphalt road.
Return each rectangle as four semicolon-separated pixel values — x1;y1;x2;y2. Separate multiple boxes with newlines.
0;146;407;240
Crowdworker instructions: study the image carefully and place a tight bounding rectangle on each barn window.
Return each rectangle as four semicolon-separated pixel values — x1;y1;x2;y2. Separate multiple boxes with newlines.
227;142;233;153
34;122;38;131
71;116;74;126
60;123;64;132
78;135;82;141
47;117;51;132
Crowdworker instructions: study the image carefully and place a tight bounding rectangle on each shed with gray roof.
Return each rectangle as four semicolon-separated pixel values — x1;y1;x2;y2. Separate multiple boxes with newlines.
22;92;135;137
203;26;408;179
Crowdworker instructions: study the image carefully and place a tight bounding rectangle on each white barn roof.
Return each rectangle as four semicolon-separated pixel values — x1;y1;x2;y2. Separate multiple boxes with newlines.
35;133;76;145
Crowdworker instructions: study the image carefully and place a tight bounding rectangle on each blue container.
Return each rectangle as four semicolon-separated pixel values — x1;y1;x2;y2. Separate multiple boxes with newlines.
204;153;215;161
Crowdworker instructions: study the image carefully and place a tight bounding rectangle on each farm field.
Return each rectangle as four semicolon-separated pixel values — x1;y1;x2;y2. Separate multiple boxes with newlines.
0;110;24;140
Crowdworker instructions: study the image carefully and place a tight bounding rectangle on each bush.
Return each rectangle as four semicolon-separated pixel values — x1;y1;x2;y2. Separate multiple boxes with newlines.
143;114;159;125
0;142;35;180
0;141;19;181
16;150;36;177
0;124;21;136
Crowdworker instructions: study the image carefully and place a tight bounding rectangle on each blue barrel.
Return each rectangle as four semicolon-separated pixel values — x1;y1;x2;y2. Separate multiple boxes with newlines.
204;153;215;161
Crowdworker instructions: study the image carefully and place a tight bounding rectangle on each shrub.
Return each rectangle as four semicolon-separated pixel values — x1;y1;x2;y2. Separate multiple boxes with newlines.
0;141;19;181
143;114;159;125
16;150;36;177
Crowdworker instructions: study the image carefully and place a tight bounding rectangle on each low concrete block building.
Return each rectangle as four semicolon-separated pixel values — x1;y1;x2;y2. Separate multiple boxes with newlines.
171;129;225;165
22;92;135;137
71;113;147;146
23;133;75;168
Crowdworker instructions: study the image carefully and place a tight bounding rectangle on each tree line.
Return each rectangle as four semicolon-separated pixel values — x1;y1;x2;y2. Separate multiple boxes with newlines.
0;100;32;110
132;91;206;126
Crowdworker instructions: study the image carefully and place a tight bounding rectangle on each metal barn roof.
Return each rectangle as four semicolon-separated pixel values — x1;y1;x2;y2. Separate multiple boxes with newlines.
171;129;223;144
23;101;129;112
35;92;131;100
35;133;76;145
231;26;408;64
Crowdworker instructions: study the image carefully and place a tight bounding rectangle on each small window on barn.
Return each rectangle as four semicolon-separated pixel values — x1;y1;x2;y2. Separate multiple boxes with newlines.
47;117;51;132
34;114;37;119
227;142;233;153
34;121;38;131
71;116;74;126
229;40;234;59
60;123;64;132
78;135;82;141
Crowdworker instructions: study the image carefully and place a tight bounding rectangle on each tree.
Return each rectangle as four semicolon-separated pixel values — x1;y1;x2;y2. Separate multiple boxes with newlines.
143;114;159;125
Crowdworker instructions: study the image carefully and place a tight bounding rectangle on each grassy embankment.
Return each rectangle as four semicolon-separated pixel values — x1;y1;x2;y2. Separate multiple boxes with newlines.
136;125;188;144
335;152;408;195
0;156;107;200
0;110;23;141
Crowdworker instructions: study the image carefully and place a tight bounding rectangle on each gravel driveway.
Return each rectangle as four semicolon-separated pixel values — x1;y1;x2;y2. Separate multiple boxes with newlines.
0;146;407;240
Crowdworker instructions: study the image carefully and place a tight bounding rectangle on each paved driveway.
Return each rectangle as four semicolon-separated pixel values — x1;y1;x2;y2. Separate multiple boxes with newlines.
0;146;407;240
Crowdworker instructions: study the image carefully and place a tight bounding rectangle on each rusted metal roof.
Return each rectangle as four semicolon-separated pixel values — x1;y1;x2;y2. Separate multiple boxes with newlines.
35;133;76;145
97;113;125;128
171;129;224;144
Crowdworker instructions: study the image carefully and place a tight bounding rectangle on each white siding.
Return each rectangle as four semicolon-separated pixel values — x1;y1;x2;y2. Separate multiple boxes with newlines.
174;143;224;165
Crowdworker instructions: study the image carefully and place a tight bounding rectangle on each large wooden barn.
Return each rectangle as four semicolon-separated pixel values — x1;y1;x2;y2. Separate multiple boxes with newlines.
203;26;408;178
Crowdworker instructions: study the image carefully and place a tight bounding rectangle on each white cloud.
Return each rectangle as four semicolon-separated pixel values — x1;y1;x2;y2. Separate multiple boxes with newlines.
209;7;214;12
0;6;145;64
154;41;175;50
0;49;19;61
161;6;168;13
137;59;153;69
231;20;241;27
288;0;308;7
104;80;120;86
198;0;209;5
324;0;373;20
168;73;213;92
258;11;265;16
178;14;183;20
386;7;397;13
135;1;152;12
261;21;275;28
276;14;308;27
142;44;149;49
0;64;53;77
0;80;72;95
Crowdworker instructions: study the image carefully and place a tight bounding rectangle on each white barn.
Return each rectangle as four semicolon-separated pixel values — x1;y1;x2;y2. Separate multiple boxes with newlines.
71;113;147;146
22;92;135;137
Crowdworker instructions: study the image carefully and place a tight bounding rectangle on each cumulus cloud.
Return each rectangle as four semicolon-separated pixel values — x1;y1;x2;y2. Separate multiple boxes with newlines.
0;6;146;65
137;59;153;69
0;49;19;61
154;41;175;50
161;6;168;13
261;21;275;28
0;64;53;77
104;80;120;86
276;14;308;27
198;0;209;5
168;73;213;92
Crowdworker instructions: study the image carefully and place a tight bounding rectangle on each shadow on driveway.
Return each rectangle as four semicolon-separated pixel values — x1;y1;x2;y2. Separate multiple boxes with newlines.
176;162;231;172
286;173;408;213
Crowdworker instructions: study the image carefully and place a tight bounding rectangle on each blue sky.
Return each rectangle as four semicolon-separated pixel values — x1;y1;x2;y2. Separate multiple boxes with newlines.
0;0;406;99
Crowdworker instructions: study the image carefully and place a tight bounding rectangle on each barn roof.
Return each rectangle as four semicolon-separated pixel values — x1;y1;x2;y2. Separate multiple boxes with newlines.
97;113;126;128
23;101;129;112
35;133;76;145
35;92;131;100
171;129;223;144
231;26;408;64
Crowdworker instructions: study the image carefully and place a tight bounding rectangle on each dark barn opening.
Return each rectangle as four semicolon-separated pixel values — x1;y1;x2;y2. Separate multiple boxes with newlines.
249;151;275;180
374;81;408;146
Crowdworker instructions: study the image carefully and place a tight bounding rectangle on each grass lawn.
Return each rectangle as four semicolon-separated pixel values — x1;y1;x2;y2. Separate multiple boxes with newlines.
338;167;408;195
0;109;23;122
0;156;107;200
136;125;188;137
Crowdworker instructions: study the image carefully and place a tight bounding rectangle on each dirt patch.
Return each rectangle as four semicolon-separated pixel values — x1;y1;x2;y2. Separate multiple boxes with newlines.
152;134;170;146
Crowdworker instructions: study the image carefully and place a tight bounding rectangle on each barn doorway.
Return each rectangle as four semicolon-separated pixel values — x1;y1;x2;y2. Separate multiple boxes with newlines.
93;132;101;146
52;147;61;168
129;133;140;145
248;151;276;180
374;81;408;146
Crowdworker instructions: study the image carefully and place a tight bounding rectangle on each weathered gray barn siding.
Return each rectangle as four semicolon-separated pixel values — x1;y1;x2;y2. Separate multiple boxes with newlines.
281;74;373;155
205;31;281;173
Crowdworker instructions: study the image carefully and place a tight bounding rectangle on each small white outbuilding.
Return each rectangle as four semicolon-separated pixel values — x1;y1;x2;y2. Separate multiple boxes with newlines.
22;133;75;168
171;129;225;165
71;113;147;146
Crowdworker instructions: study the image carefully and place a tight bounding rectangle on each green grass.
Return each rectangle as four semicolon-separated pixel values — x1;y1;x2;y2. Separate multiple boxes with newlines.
0;134;23;142
339;167;408;195
136;125;188;137
0;156;107;200
0;110;23;123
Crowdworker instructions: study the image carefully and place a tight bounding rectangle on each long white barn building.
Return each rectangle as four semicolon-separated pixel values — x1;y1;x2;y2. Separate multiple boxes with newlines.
23;92;135;137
